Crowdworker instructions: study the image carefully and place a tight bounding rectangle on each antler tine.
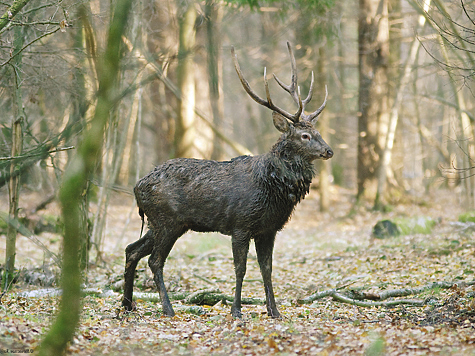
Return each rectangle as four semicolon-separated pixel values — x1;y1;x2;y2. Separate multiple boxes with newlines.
272;42;303;112
264;67;274;106
231;46;300;123
231;46;269;108
302;71;314;107
273;42;299;101
305;84;328;124
299;71;314;121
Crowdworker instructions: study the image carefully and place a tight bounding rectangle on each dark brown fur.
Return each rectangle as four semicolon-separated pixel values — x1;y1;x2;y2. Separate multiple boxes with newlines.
122;120;332;318
122;44;333;318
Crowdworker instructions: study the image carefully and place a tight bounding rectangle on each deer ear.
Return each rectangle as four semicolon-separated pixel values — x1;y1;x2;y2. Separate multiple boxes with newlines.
272;112;291;133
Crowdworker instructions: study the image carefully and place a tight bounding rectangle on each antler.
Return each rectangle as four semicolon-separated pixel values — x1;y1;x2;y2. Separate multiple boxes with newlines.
232;45;302;123
232;41;327;124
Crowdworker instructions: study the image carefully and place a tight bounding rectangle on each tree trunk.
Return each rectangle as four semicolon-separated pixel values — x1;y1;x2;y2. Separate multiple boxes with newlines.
434;0;474;207
3;25;24;291
174;0;197;158
414;0;475;205
38;0;133;353
357;0;390;202
71;7;91;271
206;0;224;160
374;0;429;209
317;46;330;212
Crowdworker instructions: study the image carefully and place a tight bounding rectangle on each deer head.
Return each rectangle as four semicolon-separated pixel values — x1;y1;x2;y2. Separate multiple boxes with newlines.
231;42;332;161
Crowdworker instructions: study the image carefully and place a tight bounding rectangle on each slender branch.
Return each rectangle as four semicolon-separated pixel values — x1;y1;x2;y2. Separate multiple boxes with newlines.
461;0;475;27
0;212;60;265
0;146;74;161
21;0;60;15
1;27;60;67
418;93;475;122
193;273;216;285
0;119;84;189
10;20;61;26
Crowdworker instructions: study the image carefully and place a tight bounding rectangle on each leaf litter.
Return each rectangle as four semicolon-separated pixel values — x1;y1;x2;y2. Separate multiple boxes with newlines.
1;188;475;355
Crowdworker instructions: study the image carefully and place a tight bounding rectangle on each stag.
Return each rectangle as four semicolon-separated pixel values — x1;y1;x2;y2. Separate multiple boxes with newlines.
122;42;333;318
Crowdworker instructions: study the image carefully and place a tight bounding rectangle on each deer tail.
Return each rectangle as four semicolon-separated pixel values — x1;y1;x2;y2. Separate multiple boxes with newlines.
138;207;145;238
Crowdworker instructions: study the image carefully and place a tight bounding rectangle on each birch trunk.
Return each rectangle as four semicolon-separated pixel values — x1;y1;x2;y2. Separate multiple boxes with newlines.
374;0;430;209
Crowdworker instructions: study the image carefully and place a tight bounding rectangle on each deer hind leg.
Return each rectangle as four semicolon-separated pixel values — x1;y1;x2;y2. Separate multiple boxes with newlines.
231;232;251;318
123;230;154;311
148;226;185;317
255;233;281;318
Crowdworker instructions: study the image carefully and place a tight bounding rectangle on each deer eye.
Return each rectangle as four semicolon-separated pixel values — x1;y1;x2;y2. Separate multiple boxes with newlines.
301;133;311;141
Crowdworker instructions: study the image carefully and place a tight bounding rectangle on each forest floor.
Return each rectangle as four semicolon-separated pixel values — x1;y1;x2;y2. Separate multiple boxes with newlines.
2;185;475;355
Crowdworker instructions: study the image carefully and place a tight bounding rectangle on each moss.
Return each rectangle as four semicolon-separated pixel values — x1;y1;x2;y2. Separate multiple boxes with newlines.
458;211;475;223
0;216;8;234
393;216;436;235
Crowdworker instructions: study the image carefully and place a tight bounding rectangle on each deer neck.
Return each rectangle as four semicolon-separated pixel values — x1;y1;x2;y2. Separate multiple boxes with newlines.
269;139;315;174
257;145;315;205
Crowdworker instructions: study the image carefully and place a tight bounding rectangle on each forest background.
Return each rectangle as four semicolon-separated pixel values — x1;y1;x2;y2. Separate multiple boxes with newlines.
1;0;475;355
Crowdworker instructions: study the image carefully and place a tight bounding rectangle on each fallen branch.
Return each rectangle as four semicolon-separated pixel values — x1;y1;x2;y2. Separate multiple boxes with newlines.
108;283;265;306
331;292;425;307
298;289;425;307
185;288;222;305
349;281;475;301
298;280;475;307
297;289;337;304
184;288;264;306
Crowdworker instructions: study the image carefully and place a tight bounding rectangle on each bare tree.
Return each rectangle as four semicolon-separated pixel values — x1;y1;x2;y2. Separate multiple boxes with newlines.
357;0;391;202
417;0;475;206
174;0;197;158
374;0;431;209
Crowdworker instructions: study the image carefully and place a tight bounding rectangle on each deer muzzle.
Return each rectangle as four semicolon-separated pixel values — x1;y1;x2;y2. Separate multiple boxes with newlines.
322;148;333;160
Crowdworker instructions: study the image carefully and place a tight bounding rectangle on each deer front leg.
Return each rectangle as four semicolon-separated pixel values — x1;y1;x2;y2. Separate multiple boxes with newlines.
231;233;250;318
255;233;281;318
123;230;154;311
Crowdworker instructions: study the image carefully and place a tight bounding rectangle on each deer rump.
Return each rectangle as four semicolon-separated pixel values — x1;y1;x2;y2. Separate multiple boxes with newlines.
135;154;314;237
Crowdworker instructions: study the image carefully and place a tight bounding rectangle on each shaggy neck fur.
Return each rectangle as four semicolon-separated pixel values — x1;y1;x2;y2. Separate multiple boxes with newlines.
255;134;316;205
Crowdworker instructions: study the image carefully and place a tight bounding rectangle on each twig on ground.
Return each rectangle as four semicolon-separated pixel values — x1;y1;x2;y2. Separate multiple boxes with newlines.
193;273;216;285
